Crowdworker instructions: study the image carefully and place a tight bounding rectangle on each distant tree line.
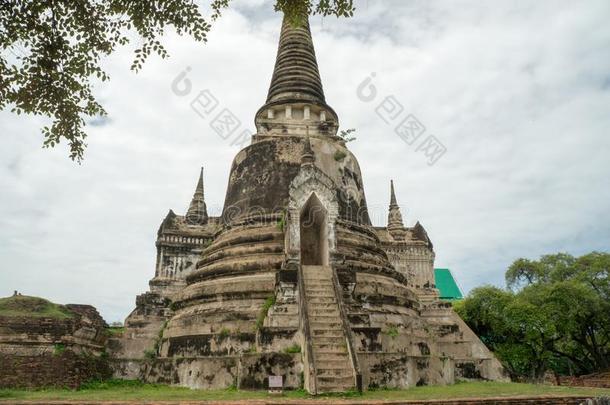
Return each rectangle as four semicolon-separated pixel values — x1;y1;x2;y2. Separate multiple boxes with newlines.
455;252;610;381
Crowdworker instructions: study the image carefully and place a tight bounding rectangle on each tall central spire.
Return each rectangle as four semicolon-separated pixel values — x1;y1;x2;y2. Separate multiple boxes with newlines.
255;12;338;136
266;14;325;105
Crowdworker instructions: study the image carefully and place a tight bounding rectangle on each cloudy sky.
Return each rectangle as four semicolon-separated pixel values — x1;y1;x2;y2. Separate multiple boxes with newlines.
1;0;609;323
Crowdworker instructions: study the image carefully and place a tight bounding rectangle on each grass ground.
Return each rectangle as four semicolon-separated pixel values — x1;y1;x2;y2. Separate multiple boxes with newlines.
1;380;609;402
0;295;74;319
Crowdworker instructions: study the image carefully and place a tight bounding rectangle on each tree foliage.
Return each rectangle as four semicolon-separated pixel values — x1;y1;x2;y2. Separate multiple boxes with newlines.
455;252;610;380
0;0;355;161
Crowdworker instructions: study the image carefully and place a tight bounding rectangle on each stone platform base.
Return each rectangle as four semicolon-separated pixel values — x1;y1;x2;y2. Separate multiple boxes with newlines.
111;352;505;391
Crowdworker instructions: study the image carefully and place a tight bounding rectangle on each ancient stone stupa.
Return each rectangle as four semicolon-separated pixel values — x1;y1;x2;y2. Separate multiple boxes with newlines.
111;13;506;393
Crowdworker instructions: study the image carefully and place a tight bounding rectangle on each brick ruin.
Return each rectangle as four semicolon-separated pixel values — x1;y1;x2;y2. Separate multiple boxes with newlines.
0;301;110;388
108;14;508;394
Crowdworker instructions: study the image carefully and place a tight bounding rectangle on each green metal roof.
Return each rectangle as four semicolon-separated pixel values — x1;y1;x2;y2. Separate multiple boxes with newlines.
434;268;463;300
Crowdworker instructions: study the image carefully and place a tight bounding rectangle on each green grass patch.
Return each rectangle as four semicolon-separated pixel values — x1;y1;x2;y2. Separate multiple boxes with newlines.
284;344;301;354
0;295;75;319
0;381;609;402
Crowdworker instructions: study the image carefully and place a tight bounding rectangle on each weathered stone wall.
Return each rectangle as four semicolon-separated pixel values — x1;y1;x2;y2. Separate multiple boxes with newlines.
221;136;371;226
0;351;111;389
359;353;454;389
142;353;303;390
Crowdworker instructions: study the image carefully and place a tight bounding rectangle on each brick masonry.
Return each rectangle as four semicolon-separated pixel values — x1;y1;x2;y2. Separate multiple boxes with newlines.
0;352;111;389
558;372;610;389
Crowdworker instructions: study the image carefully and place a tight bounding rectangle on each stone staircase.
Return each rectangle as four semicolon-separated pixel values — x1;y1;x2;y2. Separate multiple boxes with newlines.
302;265;356;393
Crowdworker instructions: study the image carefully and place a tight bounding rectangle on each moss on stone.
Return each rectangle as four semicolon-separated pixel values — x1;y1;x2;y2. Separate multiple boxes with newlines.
334;150;347;161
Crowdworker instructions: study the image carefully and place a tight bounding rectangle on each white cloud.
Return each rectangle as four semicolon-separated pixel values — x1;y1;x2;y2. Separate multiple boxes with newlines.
1;0;609;321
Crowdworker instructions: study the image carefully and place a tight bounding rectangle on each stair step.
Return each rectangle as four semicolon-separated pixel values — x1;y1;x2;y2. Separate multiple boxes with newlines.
308;305;338;311
308;312;341;319
308;309;340;315
311;326;342;333
305;291;335;298
313;343;348;352
306;286;333;291
308;297;337;304
306;291;334;296
307;302;340;309
311;319;342;326
309;316;343;326
315;359;352;368
305;282;333;287
317;375;355;386
312;335;345;344
312;331;344;338
309;311;340;317
310;321;342;326
317;369;354;378
318;386;354;393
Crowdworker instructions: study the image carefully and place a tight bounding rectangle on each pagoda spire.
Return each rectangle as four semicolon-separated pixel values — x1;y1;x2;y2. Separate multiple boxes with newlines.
186;167;208;225
254;11;339;136
388;180;406;239
266;13;325;106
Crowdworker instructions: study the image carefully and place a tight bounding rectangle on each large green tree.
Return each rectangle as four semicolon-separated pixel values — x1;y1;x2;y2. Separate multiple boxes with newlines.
455;252;610;381
0;0;354;161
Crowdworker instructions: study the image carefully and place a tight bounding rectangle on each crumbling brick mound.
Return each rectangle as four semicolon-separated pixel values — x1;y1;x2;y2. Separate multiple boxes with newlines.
559;371;610;388
0;295;108;356
0;295;74;319
0;351;111;389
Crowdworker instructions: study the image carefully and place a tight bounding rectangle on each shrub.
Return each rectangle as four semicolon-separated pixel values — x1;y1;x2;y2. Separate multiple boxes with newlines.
219;328;230;339
385;327;399;339
53;343;66;356
256;295;276;330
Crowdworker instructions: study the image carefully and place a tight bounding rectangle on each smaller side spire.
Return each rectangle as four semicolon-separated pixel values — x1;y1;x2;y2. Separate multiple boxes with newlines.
390;180;398;206
388;180;406;240
186;167;208;225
